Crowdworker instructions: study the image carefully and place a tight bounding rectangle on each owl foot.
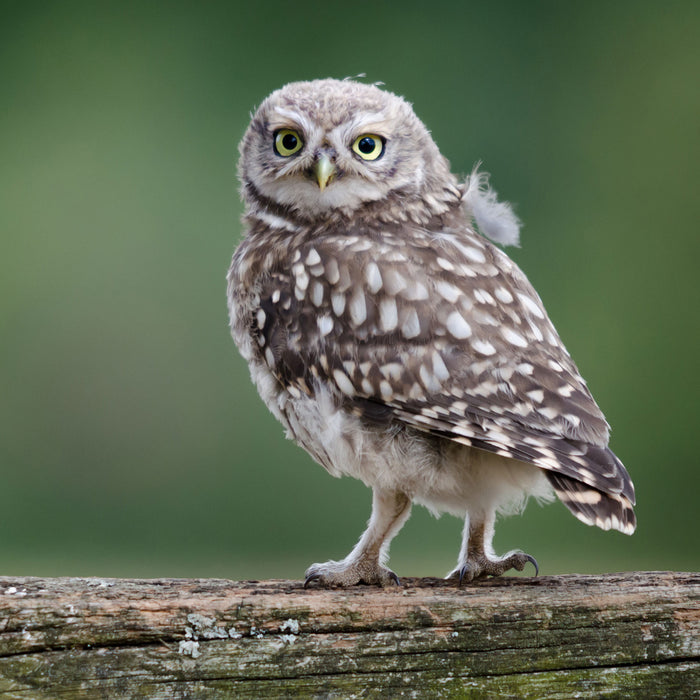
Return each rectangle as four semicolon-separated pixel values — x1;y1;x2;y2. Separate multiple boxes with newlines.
448;552;539;585
304;559;400;588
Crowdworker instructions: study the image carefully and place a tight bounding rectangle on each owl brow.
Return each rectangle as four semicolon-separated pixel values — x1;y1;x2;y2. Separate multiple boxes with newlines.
270;107;315;135
345;111;390;137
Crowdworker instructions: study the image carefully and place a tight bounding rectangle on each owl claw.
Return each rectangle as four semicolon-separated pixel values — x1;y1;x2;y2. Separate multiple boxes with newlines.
303;560;400;588
452;551;539;585
303;572;321;589
523;554;539;577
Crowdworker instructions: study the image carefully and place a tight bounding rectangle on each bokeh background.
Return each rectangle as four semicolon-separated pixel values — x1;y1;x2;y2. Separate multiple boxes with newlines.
1;1;698;580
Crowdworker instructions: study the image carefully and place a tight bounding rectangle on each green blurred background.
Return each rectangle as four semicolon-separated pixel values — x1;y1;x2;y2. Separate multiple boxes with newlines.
1;1;698;580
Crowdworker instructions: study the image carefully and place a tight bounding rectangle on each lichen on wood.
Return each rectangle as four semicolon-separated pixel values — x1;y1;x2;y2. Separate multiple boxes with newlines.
0;572;698;698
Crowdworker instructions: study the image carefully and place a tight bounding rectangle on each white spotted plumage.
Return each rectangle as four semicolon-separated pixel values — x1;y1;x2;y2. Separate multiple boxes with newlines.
228;79;635;587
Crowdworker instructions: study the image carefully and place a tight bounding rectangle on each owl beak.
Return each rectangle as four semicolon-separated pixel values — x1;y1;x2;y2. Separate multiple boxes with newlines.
314;154;336;191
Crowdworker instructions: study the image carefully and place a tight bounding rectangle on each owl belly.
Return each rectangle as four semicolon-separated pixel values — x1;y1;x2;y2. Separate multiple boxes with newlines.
281;385;553;519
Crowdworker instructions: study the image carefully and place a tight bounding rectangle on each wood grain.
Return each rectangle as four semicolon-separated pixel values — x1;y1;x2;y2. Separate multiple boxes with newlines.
0;572;698;698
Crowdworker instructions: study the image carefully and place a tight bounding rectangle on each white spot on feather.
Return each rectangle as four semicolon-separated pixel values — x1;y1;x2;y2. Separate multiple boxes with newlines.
402;281;429;301
257;210;300;233
502;327;528;347
383;268;407;295
306;248;321;266
474;288;496;305
331;292;346;316
294;265;309;291
565;489;602;505
527;319;544;342
349;289;367;325
365;262;383;293
310;281;324;307
324;258;340;284
461;245;486;264
401;309;421;338
564;413;582;428
317;315;334;337
446;311;472;339
432;352;450;381
436;280;462;304
419;365;441;392
526;389;544;403
342;360;356;375
333;370;355;396
409;382;424;399
379;298;399;332
473;380;498;397
518;293;545;319
381;363;403;381
494;287;513;303
471;339;496;356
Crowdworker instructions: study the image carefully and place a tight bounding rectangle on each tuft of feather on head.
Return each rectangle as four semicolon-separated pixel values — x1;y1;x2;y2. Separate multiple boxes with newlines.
463;166;521;247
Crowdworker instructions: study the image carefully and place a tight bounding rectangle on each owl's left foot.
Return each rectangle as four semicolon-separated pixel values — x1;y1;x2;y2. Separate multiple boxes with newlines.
304;559;400;588
448;514;539;585
447;551;539;584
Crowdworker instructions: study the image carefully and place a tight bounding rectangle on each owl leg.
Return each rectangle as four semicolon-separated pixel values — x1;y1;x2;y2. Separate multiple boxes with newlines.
447;510;538;584
304;488;411;588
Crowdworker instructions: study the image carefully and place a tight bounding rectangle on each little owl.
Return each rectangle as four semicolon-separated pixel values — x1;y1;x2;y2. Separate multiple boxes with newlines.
227;79;635;586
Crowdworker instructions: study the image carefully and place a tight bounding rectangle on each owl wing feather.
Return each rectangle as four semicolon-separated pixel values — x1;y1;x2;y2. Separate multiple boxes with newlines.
253;225;635;521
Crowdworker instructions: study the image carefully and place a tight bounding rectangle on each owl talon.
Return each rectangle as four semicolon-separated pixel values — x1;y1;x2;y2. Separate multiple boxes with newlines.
303;572;321;589
523;554;539;577
458;564;475;586
304;560;400;588
451;551;539;585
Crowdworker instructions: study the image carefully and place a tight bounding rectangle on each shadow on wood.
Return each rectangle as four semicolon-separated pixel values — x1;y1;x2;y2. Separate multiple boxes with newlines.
0;571;698;698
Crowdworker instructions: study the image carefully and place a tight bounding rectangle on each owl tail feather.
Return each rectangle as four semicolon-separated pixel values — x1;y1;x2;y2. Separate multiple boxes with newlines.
546;472;637;535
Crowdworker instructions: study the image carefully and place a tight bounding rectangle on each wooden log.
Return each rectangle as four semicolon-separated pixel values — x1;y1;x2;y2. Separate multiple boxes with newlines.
0;571;697;698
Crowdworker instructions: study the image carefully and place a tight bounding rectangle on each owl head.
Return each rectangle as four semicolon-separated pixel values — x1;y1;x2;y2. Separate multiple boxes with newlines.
238;78;457;220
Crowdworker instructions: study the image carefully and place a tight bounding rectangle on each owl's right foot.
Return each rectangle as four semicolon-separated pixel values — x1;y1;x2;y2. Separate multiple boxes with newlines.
304;558;400;588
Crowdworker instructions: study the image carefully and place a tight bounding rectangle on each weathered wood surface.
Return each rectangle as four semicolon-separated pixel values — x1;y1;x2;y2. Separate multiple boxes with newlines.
0;571;697;698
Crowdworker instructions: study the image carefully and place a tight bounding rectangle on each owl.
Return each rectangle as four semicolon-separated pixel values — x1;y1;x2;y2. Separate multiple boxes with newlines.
227;79;635;587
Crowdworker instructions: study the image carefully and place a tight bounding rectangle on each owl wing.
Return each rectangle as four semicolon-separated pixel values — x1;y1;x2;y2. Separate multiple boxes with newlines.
254;227;635;531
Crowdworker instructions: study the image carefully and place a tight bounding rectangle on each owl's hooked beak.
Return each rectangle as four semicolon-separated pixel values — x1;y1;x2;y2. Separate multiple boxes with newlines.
314;154;336;191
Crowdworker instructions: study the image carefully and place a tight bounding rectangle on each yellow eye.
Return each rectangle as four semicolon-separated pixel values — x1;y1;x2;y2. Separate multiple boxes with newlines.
352;134;385;161
274;129;303;157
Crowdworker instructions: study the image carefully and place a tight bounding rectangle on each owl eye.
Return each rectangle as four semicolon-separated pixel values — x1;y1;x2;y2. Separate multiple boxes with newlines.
352;134;385;161
274;129;303;157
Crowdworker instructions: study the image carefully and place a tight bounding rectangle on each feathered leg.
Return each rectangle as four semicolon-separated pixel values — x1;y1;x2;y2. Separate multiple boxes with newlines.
305;488;411;587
